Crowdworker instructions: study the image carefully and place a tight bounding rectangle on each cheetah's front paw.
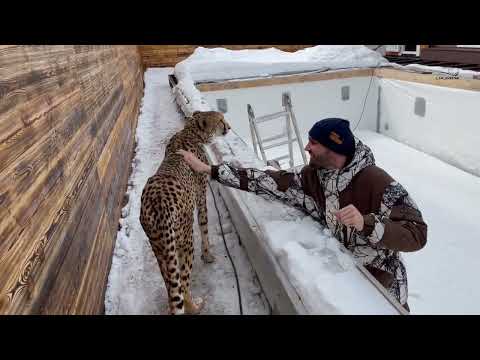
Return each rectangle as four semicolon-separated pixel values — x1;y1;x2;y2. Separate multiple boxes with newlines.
185;297;205;315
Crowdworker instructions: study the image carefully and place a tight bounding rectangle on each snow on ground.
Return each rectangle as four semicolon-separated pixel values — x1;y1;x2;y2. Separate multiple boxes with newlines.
263;218;399;314
104;68;269;315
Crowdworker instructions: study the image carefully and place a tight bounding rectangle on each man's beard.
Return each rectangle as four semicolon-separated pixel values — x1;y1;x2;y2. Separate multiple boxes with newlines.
308;152;334;169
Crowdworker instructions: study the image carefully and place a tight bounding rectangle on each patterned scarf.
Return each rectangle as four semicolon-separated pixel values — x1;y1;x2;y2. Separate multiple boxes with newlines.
317;139;375;241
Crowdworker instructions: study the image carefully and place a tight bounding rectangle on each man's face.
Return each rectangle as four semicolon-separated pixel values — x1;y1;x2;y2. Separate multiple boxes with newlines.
305;137;337;169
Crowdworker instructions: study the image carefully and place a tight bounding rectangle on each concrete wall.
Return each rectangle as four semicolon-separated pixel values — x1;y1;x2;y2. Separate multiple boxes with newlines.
378;78;480;177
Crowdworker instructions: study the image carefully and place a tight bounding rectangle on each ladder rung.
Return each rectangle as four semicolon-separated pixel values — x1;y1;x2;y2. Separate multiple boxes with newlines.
248;94;307;169
261;133;287;143
255;111;288;123
272;155;290;161
263;138;297;150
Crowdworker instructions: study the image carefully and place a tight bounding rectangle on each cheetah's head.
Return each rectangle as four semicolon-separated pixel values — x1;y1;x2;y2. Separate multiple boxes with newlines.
191;111;231;141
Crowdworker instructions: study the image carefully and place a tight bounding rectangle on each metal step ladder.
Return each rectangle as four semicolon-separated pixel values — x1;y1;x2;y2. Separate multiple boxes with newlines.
247;92;307;170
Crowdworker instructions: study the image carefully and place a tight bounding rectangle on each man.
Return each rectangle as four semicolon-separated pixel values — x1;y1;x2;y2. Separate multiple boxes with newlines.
177;118;427;312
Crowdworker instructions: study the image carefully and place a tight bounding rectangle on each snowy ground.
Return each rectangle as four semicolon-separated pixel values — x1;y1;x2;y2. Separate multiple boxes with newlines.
104;68;269;315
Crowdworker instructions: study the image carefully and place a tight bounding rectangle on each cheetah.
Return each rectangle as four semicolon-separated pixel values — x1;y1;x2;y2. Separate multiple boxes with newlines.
139;111;231;315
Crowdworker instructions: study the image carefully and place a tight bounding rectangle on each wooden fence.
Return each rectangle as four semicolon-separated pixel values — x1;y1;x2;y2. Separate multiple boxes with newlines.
139;45;313;68
0;45;144;314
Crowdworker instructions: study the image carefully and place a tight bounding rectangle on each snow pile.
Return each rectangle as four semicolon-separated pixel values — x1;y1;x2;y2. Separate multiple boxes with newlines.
262;218;399;314
173;79;212;115
173;45;389;117
175;45;389;83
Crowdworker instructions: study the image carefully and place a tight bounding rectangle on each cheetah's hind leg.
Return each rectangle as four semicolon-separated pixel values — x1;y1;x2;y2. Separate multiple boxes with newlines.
197;180;215;264
178;218;205;315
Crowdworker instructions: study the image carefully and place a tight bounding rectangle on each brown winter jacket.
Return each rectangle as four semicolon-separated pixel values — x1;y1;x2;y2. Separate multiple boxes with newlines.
294;165;427;253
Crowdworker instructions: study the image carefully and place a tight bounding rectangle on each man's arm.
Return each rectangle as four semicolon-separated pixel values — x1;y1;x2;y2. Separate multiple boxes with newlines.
211;163;324;223
359;182;428;252
177;149;324;224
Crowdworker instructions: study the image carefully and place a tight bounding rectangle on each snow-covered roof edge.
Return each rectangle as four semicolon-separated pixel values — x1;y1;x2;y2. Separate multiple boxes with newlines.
390;63;480;79
172;45;391;116
174;45;389;83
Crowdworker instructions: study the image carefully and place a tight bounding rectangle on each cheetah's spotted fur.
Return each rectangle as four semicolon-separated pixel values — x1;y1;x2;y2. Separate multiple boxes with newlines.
139;111;230;314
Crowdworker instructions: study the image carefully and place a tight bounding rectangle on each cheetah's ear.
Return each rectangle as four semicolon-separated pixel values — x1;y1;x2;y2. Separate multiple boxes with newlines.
198;117;208;131
186;111;201;124
193;112;208;131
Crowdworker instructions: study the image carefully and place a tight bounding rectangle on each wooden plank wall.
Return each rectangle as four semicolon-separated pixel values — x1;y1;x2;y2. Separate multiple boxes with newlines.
139;45;313;68
0;45;144;314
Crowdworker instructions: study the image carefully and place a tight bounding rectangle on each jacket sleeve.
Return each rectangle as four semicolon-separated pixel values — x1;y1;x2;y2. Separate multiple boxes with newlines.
359;181;428;252
211;163;323;223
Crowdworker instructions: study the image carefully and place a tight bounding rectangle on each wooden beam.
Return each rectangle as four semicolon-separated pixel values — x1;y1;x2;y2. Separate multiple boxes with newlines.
375;68;480;91
394;59;421;64
417;61;446;65
196;69;375;92
196;67;480;93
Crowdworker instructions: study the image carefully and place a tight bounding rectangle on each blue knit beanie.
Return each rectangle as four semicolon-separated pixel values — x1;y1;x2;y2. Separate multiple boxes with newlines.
308;118;355;157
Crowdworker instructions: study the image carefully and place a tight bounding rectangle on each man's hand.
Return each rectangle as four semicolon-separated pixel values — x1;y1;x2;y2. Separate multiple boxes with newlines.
176;149;211;174
335;204;364;232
